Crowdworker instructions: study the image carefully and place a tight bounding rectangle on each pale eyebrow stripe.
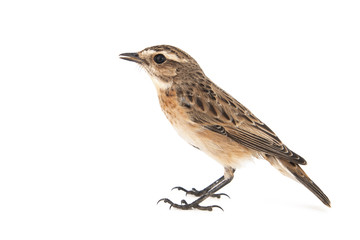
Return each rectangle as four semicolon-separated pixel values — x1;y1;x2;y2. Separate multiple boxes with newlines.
142;49;188;63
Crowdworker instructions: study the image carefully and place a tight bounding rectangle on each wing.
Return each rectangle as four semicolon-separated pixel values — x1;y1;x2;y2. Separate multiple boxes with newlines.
174;77;306;165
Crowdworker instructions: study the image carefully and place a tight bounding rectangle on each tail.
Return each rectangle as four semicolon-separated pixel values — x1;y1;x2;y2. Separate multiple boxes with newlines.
267;156;331;207
280;159;331;207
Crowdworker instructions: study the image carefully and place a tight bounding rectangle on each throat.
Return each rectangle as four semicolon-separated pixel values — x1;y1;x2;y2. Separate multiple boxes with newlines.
150;75;172;91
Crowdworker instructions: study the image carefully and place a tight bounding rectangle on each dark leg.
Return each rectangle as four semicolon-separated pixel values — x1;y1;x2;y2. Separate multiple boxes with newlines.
172;175;229;198
158;167;235;211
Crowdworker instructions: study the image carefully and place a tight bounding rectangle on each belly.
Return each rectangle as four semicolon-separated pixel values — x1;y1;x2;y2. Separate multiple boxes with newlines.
158;90;254;168
169;114;254;168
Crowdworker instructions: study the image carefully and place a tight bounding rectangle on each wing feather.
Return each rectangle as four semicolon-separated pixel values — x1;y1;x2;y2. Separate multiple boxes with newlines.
174;78;307;165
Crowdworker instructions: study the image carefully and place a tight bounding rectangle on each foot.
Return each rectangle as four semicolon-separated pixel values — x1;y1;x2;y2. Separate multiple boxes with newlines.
157;198;223;211
172;186;230;199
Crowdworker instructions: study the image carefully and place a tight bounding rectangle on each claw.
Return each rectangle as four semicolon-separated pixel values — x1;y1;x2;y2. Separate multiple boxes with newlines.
171;186;205;197
213;193;230;199
157;197;224;211
211;205;224;211
171;186;189;195
171;186;184;191
197;204;224;211
157;198;175;210
157;198;171;205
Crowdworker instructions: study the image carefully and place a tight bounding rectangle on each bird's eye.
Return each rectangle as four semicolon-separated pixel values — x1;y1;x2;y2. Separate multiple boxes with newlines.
154;54;166;64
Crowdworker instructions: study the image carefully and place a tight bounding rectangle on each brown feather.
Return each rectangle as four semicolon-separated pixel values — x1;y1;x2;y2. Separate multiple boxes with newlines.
122;44;330;207
173;78;306;165
280;160;331;207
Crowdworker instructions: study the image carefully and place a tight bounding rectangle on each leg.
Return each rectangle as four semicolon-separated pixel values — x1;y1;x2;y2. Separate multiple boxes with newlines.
158;167;235;211
172;175;229;198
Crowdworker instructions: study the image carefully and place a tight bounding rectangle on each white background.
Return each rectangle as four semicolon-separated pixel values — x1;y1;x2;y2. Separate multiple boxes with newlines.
1;0;359;239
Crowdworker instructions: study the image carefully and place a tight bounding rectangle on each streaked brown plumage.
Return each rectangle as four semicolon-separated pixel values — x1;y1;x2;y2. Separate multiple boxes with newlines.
119;45;331;210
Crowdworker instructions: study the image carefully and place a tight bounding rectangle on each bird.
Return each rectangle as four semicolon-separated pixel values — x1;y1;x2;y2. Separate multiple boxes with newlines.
119;45;331;211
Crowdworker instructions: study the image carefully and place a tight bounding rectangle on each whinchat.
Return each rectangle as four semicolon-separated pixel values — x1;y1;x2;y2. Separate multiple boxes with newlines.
119;45;331;211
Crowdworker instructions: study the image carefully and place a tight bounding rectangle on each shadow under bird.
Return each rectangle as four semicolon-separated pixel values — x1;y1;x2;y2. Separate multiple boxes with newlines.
119;45;331;211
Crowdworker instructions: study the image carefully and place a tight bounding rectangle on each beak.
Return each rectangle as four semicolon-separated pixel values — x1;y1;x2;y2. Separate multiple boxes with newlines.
119;52;142;64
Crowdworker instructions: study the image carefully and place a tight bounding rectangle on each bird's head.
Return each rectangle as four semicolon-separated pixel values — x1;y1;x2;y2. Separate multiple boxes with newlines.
120;45;202;90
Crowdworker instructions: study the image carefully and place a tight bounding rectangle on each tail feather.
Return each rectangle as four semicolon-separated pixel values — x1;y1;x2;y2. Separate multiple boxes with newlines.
294;172;331;207
281;159;331;207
